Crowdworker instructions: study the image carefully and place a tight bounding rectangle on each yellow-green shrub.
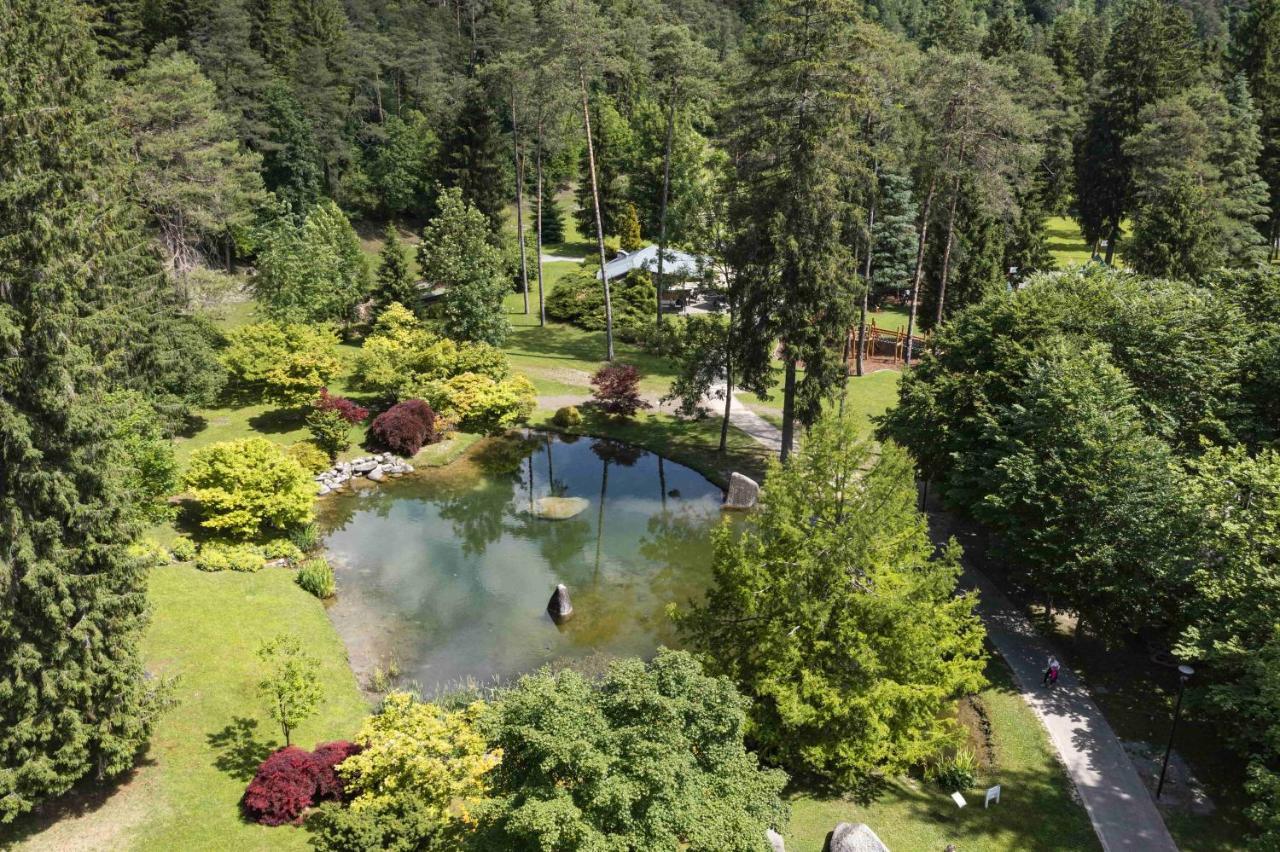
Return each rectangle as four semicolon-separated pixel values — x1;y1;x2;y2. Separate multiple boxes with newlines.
182;438;315;538
170;536;198;562
195;541;266;572
353;303;508;400
287;441;332;474
419;372;536;435
552;405;583;428
296;557;336;599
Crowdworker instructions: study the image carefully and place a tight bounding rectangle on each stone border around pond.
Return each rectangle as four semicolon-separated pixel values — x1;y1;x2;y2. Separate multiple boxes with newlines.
315;453;414;496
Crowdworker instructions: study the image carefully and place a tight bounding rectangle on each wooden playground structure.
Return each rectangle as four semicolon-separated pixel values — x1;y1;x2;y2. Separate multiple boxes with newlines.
846;318;929;368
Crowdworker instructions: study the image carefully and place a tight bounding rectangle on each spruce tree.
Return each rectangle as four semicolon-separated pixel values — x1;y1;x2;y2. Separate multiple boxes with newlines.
573;99;633;240
538;178;565;244
870;169;919;302
0;0;170;820
1219;74;1273;263
260;79;323;212
190;0;278;151
1075;0;1199;262
443;85;508;236
1233;0;1280;257
374;224;418;314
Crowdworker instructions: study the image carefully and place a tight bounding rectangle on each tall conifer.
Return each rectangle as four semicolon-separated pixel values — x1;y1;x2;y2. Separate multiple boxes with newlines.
0;0;170;820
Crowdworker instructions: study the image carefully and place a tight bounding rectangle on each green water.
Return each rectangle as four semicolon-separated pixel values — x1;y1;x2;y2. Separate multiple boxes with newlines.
318;432;723;692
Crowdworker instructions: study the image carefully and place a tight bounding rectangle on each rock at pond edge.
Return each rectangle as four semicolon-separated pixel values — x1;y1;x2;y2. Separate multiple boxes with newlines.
723;471;759;510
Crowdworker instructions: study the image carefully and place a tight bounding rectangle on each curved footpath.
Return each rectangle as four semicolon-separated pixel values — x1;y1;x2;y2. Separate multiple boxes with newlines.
728;412;1178;852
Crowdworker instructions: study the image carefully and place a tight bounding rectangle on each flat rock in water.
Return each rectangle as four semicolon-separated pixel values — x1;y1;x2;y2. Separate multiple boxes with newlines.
829;823;889;852
533;496;589;520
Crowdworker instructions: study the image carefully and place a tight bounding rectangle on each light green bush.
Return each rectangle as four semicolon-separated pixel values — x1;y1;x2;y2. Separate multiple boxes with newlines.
418;372;536;435
262;539;304;563
128;538;172;566
220;321;342;407
196;541;266;573
552;405;583;428
296;557;336;599
170;536;198;562
286;441;332;474
182;437;315;539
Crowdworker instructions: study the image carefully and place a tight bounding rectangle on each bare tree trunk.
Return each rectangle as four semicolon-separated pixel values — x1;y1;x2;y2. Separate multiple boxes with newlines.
935;185;960;330
535;128;546;327
780;358;797;461
719;302;734;453
579;72;615;360
374;71;385;124
856;184;877;378
512;92;529;315
1104;222;1117;265
904;175;937;365
656;92;676;331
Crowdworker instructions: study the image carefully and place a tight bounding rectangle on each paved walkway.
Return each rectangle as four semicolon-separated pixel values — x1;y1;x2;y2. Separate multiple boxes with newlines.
707;384;782;455
724;413;1178;852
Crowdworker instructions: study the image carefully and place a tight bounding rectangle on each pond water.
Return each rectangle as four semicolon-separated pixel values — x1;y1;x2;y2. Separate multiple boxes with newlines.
318;432;724;693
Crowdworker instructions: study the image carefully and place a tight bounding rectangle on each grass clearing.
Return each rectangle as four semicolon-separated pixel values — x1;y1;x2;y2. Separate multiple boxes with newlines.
1046;216;1093;268
785;655;1099;852
5;566;369;852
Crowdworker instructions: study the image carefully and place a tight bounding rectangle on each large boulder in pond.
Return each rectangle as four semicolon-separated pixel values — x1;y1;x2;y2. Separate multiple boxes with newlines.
533;496;590;520
547;584;573;623
828;823;889;852
723;472;759;510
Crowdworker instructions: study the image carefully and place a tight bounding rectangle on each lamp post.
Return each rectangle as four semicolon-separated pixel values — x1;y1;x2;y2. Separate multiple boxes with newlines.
1156;664;1194;799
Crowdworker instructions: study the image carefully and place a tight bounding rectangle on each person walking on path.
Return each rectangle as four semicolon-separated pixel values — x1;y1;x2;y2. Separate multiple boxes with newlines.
1043;655;1060;687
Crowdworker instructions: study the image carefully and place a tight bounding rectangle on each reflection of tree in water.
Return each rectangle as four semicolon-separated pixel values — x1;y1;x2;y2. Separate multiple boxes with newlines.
436;467;519;558
472;432;541;475
638;507;718;643
316;481;400;536
589;439;646;575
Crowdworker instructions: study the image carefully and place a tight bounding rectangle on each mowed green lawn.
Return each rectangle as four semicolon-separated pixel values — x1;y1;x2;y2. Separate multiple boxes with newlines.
786;657;1099;852
7;566;370;852
1046;215;1093;268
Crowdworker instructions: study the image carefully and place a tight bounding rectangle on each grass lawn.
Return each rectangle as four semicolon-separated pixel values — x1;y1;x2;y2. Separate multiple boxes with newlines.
1046;215;1093;268
5;566;369;852
785;656;1099;852
739;366;901;437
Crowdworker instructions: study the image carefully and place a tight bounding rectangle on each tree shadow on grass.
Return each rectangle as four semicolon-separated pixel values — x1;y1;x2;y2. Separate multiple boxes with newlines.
208;717;278;782
247;407;306;435
0;755;157;847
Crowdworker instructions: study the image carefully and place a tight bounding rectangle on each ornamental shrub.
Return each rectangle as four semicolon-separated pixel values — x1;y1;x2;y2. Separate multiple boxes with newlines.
242;743;357;826
195;541;266;572
286;441;331;474
263;539;304;563
307;390;369;460
170;536;198;562
421;372;536;435
297;557;336;599
290;522;321;554
311;740;361;800
352;303;508;401
182;438;315;538
368;399;438;455
244;747;316;825
545;269;657;342
590;363;650;418
552;405;582;428
221;322;342;407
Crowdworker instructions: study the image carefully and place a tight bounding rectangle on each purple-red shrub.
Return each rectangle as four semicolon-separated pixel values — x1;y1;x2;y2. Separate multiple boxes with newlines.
590;363;650;418
243;747;320;826
315;388;369;423
368;399;438;455
311;740;361;801
243;742;362;826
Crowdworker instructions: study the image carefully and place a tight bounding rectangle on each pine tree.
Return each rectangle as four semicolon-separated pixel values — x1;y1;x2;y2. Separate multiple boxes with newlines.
374;224;418;314
443;85;508;237
618;202;643;251
923;0;978;51
0;0;171;820
573;98;633;240
870;169;918;302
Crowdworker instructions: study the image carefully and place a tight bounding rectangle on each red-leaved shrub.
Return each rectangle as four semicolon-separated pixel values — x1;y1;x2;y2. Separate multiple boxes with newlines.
243;741;361;826
590;363;650;418
243;747;320;826
368;399;438;455
315;388;369;423
311;740;361;801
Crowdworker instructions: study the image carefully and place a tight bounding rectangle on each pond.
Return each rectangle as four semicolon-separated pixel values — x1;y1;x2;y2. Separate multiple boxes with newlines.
318;432;724;693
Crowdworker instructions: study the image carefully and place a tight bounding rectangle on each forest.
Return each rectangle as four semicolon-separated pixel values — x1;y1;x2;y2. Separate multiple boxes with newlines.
2;0;1280;847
